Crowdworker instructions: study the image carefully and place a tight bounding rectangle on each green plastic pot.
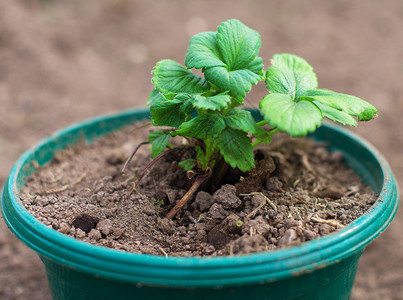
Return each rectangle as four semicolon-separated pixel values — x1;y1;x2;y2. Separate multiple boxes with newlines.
1;108;399;300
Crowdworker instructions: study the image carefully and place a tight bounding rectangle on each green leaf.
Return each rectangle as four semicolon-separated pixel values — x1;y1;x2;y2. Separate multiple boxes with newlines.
175;112;226;139
185;19;264;101
150;98;186;127
152;59;209;94
313;101;357;126
214;127;255;172
178;159;197;171
185;32;225;69
192;93;232;111
203;68;262;104
260;93;323;136
147;88;163;106
301;89;378;121
148;131;170;158
173;94;196;115
224;109;270;143
265;53;318;100
216;20;262;72
300;89;333;96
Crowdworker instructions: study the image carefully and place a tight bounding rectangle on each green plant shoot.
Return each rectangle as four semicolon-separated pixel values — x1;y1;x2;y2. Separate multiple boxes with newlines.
147;19;377;218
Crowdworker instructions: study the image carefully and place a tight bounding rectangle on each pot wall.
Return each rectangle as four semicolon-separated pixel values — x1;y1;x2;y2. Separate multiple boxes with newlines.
41;251;362;300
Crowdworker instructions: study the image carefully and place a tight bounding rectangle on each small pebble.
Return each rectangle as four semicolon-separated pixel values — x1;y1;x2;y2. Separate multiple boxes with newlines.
278;228;298;247
88;229;102;241
319;224;333;235
75;228;86;239
58;222;71;234
303;230;317;241
97;219;113;236
195;191;213;212
156;217;175;234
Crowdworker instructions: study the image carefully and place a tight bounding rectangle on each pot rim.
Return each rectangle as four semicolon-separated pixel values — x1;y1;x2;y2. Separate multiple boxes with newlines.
1;107;399;286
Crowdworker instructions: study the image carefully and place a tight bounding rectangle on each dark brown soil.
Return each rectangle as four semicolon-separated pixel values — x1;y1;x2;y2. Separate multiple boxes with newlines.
20;122;376;257
1;0;403;299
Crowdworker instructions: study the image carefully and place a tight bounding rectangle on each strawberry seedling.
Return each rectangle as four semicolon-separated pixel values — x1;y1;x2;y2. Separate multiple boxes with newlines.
145;19;377;218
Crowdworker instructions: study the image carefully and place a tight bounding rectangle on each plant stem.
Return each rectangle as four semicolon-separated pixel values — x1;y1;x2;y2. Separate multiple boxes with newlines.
256;120;270;126
252;128;279;148
208;158;229;192
252;140;263;147
204;139;215;169
166;175;207;219
269;128;279;136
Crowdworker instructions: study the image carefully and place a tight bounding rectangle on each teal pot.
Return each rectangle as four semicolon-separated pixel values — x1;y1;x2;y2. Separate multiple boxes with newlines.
1;108;399;300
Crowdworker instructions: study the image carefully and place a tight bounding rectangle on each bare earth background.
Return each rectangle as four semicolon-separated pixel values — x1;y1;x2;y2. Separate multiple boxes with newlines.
0;0;402;299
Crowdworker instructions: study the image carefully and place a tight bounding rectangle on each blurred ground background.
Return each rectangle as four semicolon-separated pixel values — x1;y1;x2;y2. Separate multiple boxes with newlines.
0;0;402;299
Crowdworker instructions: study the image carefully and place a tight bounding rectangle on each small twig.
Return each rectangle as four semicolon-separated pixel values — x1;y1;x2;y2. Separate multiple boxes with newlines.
229;244;234;256
295;149;313;173
345;185;360;196
250;227;257;237
125;182;142;199
311;214;344;229
240;192;277;211
49;173;64;184
159;247;169;257
44;172;87;195
121;141;149;175
188;215;199;224
150;126;178;132
313;182;321;193
166;175;207;219
186;170;197;179
293;178;302;188
245;198;266;222
240;192;277;224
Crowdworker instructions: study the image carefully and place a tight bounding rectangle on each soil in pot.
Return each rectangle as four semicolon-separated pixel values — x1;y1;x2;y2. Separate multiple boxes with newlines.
20;121;377;257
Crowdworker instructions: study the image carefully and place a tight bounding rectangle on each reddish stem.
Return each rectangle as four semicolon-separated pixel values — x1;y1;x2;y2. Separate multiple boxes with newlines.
121;141;149;175
133;149;173;186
